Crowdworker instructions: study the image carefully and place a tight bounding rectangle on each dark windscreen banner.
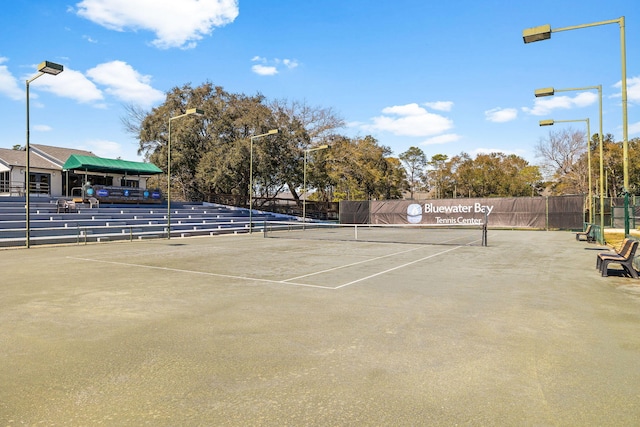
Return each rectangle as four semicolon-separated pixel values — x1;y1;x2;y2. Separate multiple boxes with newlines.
547;195;584;229
338;200;370;224
341;196;583;229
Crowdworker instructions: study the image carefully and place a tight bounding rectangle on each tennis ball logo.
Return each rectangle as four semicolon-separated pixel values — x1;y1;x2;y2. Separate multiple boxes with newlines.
406;203;423;224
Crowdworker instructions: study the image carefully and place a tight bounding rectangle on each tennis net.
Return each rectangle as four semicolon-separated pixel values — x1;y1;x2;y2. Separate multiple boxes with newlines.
262;221;487;246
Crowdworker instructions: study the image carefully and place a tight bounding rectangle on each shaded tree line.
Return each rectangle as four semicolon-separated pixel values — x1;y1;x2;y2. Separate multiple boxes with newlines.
124;82;406;206
398;147;543;199
129;82;614;205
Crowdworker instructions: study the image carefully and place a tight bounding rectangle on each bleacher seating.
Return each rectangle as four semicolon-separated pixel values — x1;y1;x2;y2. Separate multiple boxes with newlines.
0;196;292;247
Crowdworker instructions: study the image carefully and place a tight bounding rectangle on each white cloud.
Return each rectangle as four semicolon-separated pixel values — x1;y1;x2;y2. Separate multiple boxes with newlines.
572;92;598;107
252;64;278;76
522;92;597;116
421;134;461;145
75;0;239;49
33;125;53;132
368;103;453;137
282;59;299;70
31;66;103;104
81;139;123;158
485;107;517;123
87;60;164;107
0;57;23;100
629;77;640;103
382;103;426;116
629;121;640;136
424;101;453;112
251;57;299;76
613;76;640;104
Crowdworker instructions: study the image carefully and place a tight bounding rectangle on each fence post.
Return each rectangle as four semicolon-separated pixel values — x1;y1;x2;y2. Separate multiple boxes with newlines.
545;196;549;231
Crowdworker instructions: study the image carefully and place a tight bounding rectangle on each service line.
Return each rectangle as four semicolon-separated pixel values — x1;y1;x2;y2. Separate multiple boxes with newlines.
282;245;425;282
334;245;463;288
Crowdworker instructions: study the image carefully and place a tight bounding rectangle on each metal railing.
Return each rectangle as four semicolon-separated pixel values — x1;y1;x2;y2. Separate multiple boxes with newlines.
0;220;258;248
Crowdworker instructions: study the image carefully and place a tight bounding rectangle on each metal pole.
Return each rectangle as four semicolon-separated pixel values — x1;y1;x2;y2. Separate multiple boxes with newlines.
25;79;31;248
248;130;279;234
619;17;630;236
586;118;592;224
167;119;172;239
598;86;605;243
166;108;203;239
249;136;254;233
24;62;63;248
303;149;307;224
302;145;329;225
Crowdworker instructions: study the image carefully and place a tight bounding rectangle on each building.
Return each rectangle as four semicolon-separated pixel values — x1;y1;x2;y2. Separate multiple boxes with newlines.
0;144;163;203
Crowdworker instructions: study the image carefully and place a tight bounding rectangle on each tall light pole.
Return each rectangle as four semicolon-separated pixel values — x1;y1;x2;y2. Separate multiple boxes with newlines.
26;61;63;248
167;108;204;239
539;119;594;230
535;86;604;239
303;145;329;223
523;16;629;234
249;129;278;233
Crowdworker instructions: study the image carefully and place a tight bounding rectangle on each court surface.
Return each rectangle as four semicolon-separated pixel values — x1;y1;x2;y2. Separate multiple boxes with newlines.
1;230;640;425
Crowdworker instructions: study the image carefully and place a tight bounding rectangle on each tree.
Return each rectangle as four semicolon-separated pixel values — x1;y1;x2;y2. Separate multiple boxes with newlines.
125;82;346;204
132;82;276;202
519;165;544;197
267;98;343;205
427;154;449;198
435;152;541;198
399;146;427;199
323;135;405;201
534;127;586;194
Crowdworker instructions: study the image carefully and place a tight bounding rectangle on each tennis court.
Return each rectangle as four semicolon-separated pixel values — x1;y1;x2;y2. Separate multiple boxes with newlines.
1;229;640;425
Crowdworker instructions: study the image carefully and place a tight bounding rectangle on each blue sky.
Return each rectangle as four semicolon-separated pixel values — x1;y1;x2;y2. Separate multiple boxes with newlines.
0;0;638;166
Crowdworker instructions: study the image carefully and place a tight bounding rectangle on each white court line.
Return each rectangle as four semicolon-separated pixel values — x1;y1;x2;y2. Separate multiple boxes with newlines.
68;245;462;290
66;256;336;289
334;246;463;289
282;245;425;282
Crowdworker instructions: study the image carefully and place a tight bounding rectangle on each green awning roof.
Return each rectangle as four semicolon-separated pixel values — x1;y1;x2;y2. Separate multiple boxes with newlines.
62;154;163;175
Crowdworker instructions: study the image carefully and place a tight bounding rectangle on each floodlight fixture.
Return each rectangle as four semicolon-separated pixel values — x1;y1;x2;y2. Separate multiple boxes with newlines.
534;87;555;97
523;24;551;43
38;61;64;75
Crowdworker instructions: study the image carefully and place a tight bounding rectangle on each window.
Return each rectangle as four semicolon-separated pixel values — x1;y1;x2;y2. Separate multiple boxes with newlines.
0;171;9;192
121;179;139;188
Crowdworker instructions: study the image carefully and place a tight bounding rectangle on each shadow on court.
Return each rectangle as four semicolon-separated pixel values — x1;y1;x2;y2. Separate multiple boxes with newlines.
1;230;639;425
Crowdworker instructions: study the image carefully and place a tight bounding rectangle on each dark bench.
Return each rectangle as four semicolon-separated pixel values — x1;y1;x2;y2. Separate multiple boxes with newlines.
576;224;595;242
597;238;639;278
596;238;633;270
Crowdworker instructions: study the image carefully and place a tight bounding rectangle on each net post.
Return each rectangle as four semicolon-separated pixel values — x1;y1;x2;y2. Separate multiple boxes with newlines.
263;220;267;238
483;210;488;246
